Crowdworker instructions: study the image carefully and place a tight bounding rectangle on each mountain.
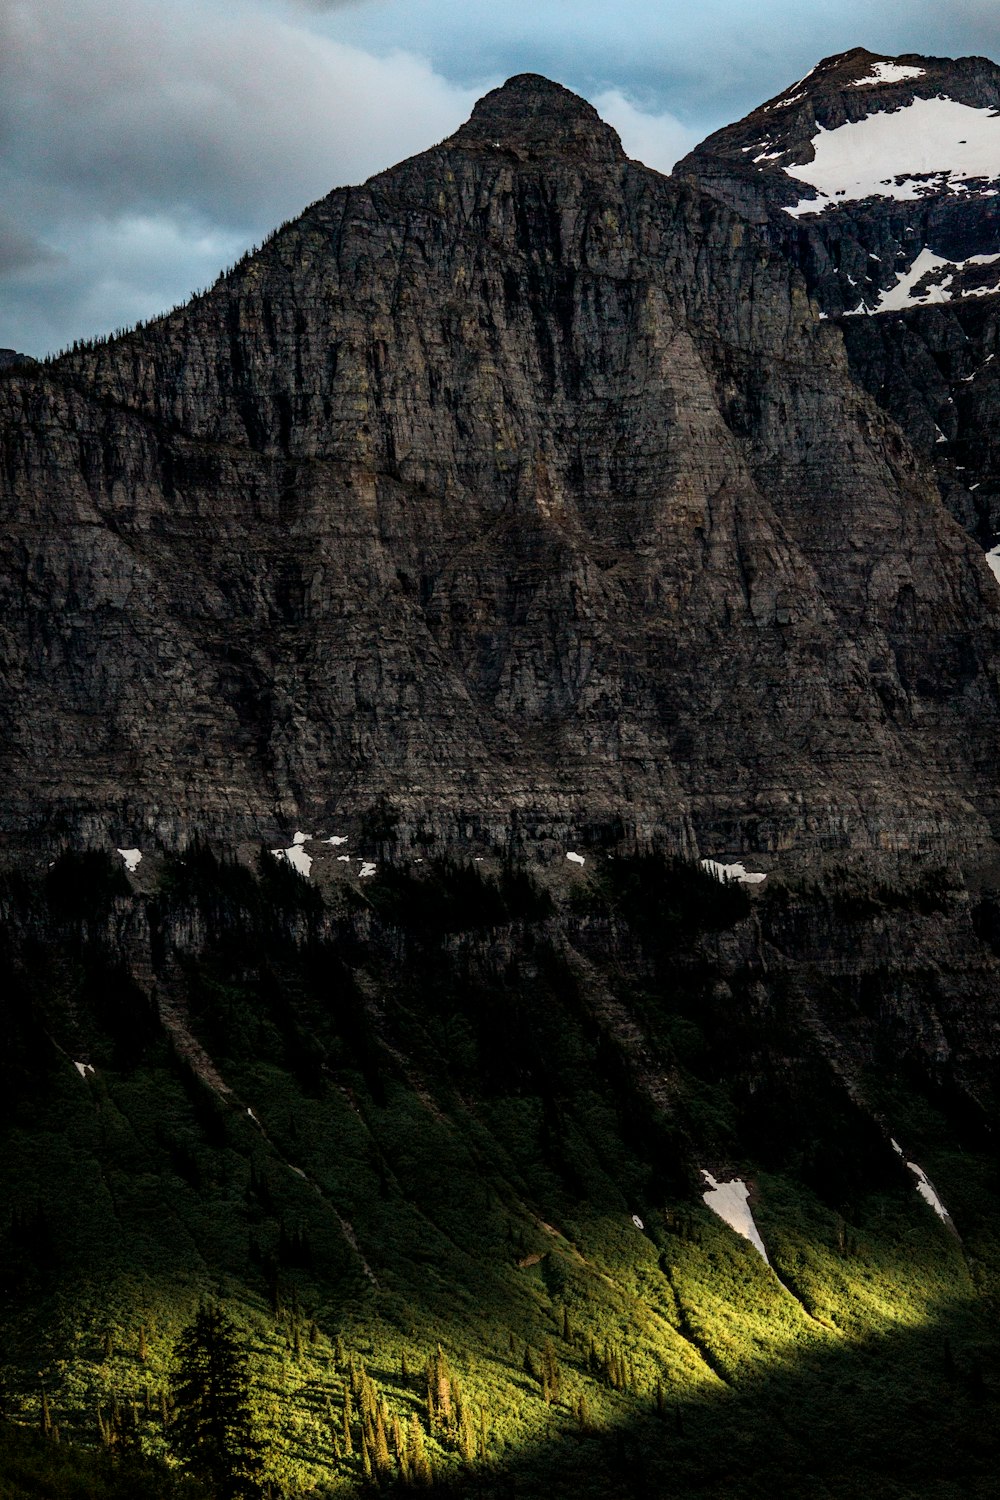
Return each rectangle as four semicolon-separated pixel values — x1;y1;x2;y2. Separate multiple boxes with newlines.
5;57;1000;1500
3;72;1000;865
679;46;1000;552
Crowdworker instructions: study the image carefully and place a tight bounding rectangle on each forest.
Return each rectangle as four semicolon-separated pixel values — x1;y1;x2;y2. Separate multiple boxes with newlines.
0;842;998;1497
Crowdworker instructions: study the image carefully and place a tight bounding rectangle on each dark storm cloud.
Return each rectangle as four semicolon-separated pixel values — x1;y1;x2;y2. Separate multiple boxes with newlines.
0;217;59;277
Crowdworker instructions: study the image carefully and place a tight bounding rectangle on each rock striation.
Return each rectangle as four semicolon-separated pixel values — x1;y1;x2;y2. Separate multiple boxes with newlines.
679;48;1000;547
2;71;1000;861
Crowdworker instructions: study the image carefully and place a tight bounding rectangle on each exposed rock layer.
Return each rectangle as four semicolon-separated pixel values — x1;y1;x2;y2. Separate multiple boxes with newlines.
2;72;1000;860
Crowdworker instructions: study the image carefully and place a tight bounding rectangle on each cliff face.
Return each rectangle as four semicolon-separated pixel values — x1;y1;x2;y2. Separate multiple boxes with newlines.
2;73;1000;861
679;48;1000;548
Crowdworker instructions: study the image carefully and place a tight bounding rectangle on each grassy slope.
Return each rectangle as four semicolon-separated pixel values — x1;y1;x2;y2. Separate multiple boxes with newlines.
0;848;998;1497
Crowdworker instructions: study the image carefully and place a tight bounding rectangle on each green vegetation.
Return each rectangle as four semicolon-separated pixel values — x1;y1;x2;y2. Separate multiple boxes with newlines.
0;846;998;1496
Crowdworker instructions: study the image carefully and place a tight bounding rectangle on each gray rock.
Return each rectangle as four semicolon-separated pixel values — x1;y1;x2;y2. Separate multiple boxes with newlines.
2;73;1000;862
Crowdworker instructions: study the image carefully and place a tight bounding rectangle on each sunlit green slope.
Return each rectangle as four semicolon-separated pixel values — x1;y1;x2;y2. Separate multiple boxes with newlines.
1;847;998;1497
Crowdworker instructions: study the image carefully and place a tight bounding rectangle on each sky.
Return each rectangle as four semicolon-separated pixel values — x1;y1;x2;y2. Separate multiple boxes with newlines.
3;0;1000;357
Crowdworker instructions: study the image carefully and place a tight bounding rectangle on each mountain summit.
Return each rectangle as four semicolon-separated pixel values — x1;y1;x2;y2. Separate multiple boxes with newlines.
679;47;1000;223
680;49;1000;551
449;73;625;164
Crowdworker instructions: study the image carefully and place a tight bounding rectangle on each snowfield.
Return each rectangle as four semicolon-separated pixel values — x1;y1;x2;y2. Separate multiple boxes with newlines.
701;858;767;885
843;247;1000;314
701;1172;770;1263
781;95;1000;215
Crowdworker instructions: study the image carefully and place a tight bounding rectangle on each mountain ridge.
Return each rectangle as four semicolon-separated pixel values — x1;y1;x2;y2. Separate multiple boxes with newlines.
678;45;1000;560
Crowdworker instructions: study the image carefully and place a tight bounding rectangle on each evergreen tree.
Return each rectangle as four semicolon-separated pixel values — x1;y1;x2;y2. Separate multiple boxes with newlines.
342;1388;354;1456
407;1414;432;1487
541;1338;560;1403
170;1303;264;1499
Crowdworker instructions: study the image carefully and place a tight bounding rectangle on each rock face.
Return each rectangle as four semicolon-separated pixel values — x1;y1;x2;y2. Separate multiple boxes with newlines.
2;71;1000;860
679;47;1000;546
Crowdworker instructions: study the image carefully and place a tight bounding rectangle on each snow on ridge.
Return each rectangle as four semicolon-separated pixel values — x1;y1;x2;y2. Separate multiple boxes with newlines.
701;1172;769;1263
985;546;1000;587
701;858;767;885
848;62;925;87
780;96;1000;216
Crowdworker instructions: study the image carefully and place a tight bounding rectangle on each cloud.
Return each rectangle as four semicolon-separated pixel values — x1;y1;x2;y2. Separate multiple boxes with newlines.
0;217;59;277
0;0;485;223
592;91;701;175
0;0;489;354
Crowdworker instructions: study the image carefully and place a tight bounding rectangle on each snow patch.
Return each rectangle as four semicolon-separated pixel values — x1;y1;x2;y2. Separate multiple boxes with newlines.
985;546;1000;587
326;835;349;846
566;851;586;867
73;1061;95;1079
781;96;1000;215
631;1214;645;1230
292;830;312;845
701;1172;769;1263
848;62;926;87
843;246;1000;314
358;861;377;878
117;847;142;873
891;1139;951;1223
701;858;767;885
336;854;350;862
271;844;313;877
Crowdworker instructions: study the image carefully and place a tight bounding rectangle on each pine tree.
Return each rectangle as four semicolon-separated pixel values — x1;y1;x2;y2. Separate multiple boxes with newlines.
425;1346;452;1432
170;1303;264;1500
541;1338;560;1403
373;1400;392;1477
342;1388;354;1457
458;1401;476;1461
408;1414;432;1487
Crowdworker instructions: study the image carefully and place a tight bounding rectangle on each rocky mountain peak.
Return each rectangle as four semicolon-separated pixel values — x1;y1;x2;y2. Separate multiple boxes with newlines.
678;47;1000;313
679;47;1000;199
449;73;624;165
